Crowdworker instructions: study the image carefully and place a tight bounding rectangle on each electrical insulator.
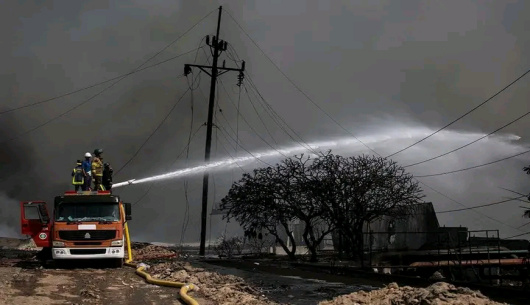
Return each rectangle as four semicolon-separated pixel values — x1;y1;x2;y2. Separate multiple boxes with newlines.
184;64;191;76
237;71;244;87
223;41;228;51
218;40;224;49
206;35;210;46
223;60;226;68
241;61;246;71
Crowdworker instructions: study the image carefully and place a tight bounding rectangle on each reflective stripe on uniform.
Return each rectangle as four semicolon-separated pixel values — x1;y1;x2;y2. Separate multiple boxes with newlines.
72;168;84;185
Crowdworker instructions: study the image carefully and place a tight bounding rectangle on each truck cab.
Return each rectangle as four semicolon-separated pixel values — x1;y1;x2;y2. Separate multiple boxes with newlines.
20;190;131;267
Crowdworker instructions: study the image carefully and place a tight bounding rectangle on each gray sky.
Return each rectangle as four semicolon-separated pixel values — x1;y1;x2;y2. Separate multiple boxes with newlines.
1;0;529;244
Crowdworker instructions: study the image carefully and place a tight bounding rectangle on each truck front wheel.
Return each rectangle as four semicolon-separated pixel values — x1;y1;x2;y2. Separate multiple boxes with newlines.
112;258;124;268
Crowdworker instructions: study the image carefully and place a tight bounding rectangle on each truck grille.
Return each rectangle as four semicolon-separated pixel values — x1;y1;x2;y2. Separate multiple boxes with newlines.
70;249;107;255
73;242;102;246
59;230;116;241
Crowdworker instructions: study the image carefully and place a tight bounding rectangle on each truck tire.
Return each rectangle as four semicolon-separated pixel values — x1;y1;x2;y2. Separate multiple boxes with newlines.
113;258;124;268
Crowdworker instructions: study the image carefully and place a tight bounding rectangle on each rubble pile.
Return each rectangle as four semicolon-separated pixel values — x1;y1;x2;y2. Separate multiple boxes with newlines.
131;242;177;259
318;282;508;305
17;238;37;250
149;261;277;305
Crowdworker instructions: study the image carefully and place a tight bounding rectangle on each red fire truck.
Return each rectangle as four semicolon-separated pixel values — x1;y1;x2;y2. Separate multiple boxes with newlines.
20;190;131;267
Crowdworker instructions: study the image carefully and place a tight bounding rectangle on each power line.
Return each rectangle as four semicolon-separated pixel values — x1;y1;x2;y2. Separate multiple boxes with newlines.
0;74;130;144
418;180;521;232
217;79;289;158
226;12;529;173
216;125;273;167
404;111;530;168
223;10;379;157
415;148;530;178
517;222;530;229
437;195;526;214
196;74;289;160
505;231;530;239
386;70;530;158
223;9;522;234
1;9;216;143
113;86;191;177
132;185;154;207
180;75;198;250
216;133;246;173
0;49;200;115
132;66;204;208
224;47;319;155
2;8;216;115
132;124;204;207
241;85;279;145
199;48;277;152
131;35;210;210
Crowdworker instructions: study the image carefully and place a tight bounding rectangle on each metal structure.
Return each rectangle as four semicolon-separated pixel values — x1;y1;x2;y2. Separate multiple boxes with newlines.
365;229;530;286
184;6;245;256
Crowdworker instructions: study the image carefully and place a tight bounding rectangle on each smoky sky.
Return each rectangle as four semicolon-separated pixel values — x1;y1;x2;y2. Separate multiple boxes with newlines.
1;0;529;243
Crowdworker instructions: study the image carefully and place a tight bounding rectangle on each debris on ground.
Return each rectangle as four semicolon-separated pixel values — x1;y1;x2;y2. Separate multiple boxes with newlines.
318;282;509;305
149;261;278;305
131;242;177;259
17;238;38;250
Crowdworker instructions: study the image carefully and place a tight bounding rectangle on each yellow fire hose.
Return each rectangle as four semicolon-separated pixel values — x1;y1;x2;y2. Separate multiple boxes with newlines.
122;206;199;305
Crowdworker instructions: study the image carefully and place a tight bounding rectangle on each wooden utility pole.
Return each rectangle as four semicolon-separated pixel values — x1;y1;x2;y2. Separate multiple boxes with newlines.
184;6;245;256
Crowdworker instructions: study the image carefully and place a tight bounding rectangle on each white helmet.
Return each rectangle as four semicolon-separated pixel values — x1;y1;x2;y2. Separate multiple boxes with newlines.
85;152;92;158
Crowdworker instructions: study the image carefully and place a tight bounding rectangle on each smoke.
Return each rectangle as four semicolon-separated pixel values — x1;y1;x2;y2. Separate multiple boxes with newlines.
1;1;529;243
0;192;22;239
0;108;38;238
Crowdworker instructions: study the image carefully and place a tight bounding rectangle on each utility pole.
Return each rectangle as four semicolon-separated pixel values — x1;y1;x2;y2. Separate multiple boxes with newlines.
184;6;245;256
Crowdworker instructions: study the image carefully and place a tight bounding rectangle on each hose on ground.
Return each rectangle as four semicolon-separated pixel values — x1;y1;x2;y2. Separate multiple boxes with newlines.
121;206;200;305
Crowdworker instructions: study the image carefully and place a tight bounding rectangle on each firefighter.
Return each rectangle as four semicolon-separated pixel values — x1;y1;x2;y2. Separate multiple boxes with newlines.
102;162;113;192
82;152;92;191
91;148;104;191
71;160;84;192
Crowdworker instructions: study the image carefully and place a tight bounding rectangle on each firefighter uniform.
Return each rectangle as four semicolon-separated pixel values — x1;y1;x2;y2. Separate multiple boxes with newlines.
72;161;84;191
102;163;113;192
92;149;104;191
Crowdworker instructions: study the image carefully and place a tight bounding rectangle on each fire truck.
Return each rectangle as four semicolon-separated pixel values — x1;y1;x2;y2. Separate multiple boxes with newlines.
20;190;132;267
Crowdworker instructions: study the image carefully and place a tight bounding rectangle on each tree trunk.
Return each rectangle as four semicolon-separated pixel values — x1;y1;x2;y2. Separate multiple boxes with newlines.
279;221;297;260
272;233;296;260
302;224;318;262
348;223;365;267
355;230;365;268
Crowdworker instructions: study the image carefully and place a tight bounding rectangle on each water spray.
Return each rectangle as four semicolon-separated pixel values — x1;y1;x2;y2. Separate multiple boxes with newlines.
112;127;522;189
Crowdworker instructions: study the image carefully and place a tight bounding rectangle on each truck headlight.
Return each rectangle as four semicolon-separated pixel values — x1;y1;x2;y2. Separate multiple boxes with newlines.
111;240;123;246
53;241;65;247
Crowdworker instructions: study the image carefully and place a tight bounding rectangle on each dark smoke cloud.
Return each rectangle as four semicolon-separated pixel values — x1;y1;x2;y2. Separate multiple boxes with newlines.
1;0;529;243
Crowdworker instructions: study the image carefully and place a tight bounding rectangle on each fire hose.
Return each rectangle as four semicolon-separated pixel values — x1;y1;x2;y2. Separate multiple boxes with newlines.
121;206;200;305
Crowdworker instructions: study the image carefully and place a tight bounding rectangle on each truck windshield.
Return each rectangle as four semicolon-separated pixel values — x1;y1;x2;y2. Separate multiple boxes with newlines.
55;202;120;222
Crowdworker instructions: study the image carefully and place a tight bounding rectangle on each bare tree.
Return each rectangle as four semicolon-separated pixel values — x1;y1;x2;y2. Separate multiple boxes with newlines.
220;169;298;260
278;155;335;262
221;155;336;262
310;152;424;264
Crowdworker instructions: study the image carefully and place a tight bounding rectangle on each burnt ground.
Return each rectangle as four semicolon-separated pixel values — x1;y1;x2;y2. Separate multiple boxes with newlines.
0;238;213;305
0;238;525;305
0;260;214;305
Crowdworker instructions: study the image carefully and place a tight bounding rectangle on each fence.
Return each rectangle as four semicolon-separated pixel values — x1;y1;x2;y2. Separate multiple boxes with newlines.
360;229;530;284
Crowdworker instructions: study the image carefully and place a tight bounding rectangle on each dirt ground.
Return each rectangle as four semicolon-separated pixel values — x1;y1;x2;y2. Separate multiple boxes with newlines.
0;238;210;305
0;237;516;305
318;282;509;305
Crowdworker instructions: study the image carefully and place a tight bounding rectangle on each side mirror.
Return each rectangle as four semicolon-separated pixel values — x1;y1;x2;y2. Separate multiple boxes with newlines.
38;204;50;225
124;203;132;221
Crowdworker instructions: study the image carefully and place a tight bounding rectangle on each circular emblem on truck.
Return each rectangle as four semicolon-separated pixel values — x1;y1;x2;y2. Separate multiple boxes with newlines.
38;233;47;240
